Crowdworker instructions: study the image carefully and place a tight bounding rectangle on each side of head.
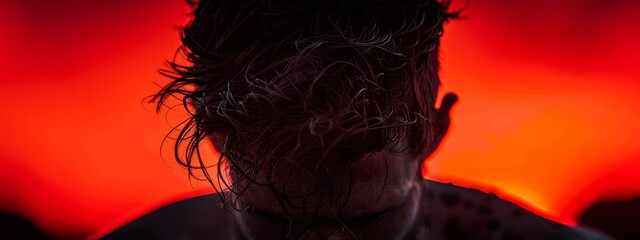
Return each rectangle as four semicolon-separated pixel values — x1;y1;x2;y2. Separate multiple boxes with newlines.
152;0;456;238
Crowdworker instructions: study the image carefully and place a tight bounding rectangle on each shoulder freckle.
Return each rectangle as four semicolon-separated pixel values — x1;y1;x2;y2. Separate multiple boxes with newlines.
425;189;435;199
463;199;473;209
501;228;526;240
440;191;461;207
477;205;493;216
443;216;471;240
487;220;501;231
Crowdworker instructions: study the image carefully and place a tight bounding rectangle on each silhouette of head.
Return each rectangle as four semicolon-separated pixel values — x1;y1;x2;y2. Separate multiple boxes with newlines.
153;0;458;238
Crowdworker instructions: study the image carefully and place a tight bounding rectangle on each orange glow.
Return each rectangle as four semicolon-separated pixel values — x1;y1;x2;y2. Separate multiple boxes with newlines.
1;1;639;238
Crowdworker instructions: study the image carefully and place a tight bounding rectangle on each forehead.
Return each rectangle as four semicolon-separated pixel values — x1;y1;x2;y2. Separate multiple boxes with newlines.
239;148;421;219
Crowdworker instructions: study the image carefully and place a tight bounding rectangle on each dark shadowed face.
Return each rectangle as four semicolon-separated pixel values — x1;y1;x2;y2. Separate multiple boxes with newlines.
230;147;427;240
221;93;456;239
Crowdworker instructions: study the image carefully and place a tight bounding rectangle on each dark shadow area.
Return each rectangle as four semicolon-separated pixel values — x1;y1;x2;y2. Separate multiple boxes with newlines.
0;212;50;239
102;194;233;240
580;196;640;240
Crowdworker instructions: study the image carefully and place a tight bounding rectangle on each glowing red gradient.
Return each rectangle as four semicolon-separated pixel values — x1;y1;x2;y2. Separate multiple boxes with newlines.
1;1;639;238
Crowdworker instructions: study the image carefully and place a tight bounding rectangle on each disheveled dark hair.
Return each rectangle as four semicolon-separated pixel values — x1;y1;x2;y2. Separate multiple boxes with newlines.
151;0;458;219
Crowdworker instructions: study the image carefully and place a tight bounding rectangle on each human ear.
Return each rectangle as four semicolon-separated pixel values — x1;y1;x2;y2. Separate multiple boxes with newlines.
433;93;457;149
421;92;458;160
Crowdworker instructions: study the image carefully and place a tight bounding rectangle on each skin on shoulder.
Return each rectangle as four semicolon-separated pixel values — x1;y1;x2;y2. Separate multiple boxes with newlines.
422;181;611;240
102;181;610;239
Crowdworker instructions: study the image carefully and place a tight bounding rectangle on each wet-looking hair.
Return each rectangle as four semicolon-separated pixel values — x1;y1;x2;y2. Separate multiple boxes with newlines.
152;0;457;214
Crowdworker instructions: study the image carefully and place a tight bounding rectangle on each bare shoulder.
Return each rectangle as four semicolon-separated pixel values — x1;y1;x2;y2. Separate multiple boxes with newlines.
421;180;613;240
101;194;235;240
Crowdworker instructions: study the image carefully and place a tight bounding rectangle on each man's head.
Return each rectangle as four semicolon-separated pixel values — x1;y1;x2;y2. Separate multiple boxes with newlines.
153;0;457;238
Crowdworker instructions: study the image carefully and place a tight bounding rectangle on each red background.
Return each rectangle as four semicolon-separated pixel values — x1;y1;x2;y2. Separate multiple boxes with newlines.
1;0;639;239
